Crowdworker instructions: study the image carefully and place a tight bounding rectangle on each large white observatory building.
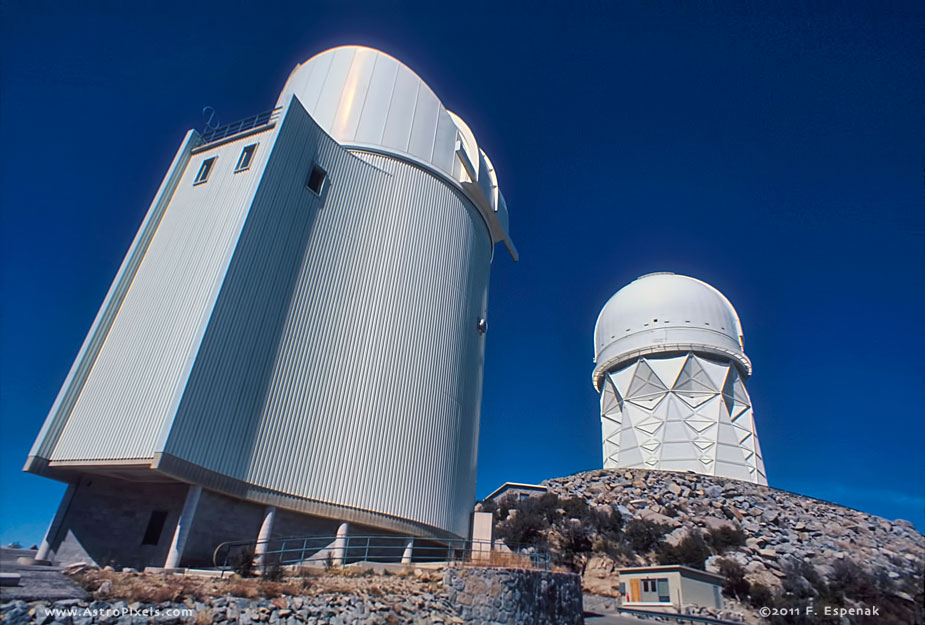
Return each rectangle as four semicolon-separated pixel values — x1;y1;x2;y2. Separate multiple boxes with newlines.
593;273;767;485
26;46;515;569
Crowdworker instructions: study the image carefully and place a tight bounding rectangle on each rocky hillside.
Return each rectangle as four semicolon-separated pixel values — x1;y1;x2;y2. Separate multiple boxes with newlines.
484;468;923;624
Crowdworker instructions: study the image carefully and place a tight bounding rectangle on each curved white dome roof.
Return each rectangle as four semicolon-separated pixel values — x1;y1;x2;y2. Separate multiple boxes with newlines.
276;45;515;259
593;273;751;389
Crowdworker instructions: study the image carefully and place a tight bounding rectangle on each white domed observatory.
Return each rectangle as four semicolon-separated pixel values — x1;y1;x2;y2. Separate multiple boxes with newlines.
592;273;767;485
26;46;515;569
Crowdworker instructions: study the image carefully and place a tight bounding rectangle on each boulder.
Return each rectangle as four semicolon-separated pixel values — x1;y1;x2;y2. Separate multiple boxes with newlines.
638;508;681;528
583;556;620;596
664;527;691;547
700;516;739;533
745;537;765;550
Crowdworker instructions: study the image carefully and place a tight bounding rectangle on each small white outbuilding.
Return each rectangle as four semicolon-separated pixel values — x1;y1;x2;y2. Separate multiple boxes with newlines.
619;564;724;611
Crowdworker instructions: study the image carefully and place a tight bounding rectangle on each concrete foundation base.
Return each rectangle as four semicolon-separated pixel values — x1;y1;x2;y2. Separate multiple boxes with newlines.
39;475;420;571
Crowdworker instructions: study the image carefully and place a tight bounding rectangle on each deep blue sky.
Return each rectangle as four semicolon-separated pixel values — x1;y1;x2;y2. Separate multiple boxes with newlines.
2;2;923;545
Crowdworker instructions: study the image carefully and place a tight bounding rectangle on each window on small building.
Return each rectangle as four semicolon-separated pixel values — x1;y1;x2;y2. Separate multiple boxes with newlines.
141;510;168;545
306;164;327;195
657;578;670;602
194;157;216;185
235;144;257;172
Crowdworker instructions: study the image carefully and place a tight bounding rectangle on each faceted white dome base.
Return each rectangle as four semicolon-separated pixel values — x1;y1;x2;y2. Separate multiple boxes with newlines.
600;352;767;485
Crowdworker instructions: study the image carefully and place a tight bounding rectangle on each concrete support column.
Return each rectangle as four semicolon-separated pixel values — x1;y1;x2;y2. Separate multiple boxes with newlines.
471;511;493;562
36;483;77;563
254;506;276;570
164;485;201;569
401;537;414;565
331;522;349;567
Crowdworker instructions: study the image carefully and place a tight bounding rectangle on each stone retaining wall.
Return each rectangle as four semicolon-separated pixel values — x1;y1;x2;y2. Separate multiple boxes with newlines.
443;566;583;625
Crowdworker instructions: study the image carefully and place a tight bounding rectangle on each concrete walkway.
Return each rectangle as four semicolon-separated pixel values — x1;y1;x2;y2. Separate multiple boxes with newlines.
583;593;653;624
0;548;88;602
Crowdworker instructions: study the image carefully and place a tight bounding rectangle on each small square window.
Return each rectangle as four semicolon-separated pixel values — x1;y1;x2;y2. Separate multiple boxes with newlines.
194;157;216;185
306;164;327;195
235;144;257;172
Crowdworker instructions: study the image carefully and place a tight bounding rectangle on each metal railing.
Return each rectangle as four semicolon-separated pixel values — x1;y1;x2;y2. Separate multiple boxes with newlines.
200;107;282;144
213;534;550;574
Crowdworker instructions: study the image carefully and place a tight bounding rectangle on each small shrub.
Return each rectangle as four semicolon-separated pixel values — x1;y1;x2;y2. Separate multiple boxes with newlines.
560;497;591;521
554;522;593;570
705;526;746;553
494;495;560;549
749;582;773;608
716;558;750;600
657;532;710;570
478;498;498;515
779;560;817;600
229;548;255;578
827;559;877;603
592;536;629;560
623;519;669;553
589;507;623;541
262;561;283;582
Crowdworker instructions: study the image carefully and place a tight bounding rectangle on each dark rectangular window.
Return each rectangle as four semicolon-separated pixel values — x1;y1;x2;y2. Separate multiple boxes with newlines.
141;510;168;545
194;157;216;185
656;578;670;602
306;164;327;195
235;144;257;172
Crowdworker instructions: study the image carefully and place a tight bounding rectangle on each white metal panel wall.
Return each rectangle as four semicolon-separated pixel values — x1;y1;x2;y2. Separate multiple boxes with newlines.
27;131;197;462
47;128;278;462
600;352;767;485
251;150;489;538
162;101;349;475
164;102;491;537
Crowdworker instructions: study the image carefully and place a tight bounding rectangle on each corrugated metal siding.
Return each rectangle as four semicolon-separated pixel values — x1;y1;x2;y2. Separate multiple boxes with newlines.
28;131;198;462
165;101;491;537
47;126;279;462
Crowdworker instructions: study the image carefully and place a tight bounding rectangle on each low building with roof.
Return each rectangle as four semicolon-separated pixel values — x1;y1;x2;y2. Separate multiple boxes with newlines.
482;482;548;504
618;564;724;611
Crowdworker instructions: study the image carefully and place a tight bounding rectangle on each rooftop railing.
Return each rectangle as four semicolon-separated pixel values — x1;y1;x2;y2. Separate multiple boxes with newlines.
200;107;282;145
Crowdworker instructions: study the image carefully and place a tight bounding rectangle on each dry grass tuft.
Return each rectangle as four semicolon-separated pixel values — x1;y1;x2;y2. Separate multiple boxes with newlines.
463;550;536;569
72;569;303;603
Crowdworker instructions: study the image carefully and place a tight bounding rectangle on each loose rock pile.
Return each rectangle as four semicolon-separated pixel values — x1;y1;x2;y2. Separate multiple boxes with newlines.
0;565;583;625
542;468;923;600
0;593;459;625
